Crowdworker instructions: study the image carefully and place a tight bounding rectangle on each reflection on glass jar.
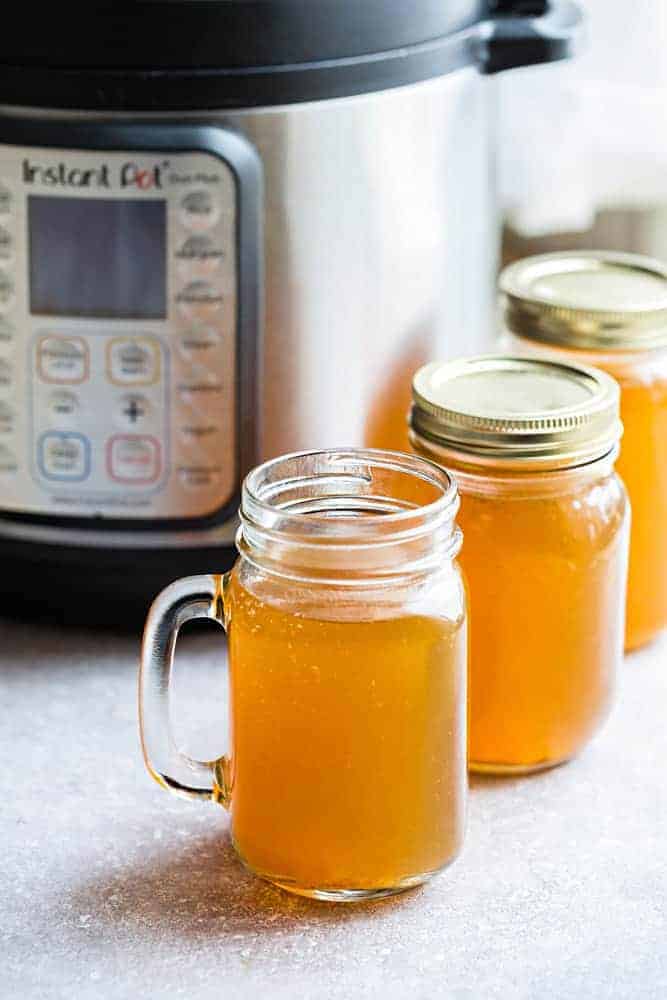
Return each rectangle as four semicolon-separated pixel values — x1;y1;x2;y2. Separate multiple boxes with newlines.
411;355;629;774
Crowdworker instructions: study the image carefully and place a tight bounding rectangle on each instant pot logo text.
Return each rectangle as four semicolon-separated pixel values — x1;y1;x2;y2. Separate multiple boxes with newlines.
120;162;168;190
22;158;169;190
23;159;111;188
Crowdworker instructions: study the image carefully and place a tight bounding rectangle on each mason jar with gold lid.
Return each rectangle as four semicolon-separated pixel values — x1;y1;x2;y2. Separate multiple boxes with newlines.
500;250;667;651
410;355;630;774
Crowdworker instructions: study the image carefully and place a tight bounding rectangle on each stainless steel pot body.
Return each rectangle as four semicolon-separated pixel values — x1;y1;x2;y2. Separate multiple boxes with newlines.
0;68;496;556
226;69;496;459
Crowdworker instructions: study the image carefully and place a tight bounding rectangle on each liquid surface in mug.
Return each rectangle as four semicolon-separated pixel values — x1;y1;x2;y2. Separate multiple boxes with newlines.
225;574;466;894
456;470;628;772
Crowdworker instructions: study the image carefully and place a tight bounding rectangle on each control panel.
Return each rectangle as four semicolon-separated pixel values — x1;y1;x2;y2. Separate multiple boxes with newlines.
0;138;242;520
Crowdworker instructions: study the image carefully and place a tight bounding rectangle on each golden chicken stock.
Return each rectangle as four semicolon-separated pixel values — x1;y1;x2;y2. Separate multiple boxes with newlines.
451;463;628;771
139;449;467;899
411;355;629;774
500;250;667;650
226;574;466;894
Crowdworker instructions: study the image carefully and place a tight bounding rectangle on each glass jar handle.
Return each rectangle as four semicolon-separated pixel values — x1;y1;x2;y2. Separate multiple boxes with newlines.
138;573;232;808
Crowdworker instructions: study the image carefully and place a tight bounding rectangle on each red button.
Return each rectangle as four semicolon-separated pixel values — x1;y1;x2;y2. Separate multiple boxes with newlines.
106;434;161;485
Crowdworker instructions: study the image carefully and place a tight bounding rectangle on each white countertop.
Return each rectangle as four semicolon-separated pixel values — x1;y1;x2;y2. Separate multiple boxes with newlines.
3;616;666;1000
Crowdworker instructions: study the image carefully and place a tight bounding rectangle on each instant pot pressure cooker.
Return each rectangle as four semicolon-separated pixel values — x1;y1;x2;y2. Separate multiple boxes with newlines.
0;2;580;621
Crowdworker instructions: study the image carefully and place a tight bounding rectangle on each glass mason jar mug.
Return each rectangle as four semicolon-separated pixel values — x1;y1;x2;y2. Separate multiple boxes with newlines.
139;449;467;901
500;250;667;651
410;356;630;775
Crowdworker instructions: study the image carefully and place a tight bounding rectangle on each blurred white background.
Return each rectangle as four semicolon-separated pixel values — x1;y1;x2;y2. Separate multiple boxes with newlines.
499;0;667;258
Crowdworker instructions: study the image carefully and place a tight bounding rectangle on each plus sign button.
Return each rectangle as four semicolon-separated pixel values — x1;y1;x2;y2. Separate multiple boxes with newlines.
115;393;152;429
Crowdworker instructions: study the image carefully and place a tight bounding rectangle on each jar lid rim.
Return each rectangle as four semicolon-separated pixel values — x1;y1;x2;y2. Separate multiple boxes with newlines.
500;250;667;351
410;354;622;470
498;250;667;351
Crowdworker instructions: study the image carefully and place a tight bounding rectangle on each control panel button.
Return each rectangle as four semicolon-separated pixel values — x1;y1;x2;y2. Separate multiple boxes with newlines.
175;388;207;419
107;337;161;386
48;390;79;424
0;183;11;216
0;359;11;387
0;318;12;344
0;269;14;312
0;224;13;264
107;434;161;484
175;235;224;279
0;443;17;472
180;190;220;231
37;336;89;385
177;326;221;362
176;280;224;324
115;393;153;429
177;366;223;407
38;432;90;481
178;363;222;389
178;423;219;446
0;400;14;433
178;465;221;491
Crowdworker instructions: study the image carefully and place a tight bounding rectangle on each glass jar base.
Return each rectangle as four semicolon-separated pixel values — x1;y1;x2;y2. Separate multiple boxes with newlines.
268;878;427;902
235;845;455;902
469;755;572;776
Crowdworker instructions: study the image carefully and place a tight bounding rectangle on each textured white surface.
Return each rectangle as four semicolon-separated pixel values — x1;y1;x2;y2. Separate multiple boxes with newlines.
2;617;667;1000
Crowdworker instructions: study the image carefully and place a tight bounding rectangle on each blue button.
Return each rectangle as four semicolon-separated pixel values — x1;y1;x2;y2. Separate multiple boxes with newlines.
38;432;90;482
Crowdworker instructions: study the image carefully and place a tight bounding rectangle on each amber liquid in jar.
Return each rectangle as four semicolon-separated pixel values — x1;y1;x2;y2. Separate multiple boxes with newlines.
139;449;466;900
499;250;667;650
450;460;629;772
411;354;629;774
614;357;667;648
226;572;467;894
509;348;667;651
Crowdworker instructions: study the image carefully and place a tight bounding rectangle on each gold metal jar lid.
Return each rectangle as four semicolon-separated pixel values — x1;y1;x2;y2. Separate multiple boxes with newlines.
500;251;667;351
410;355;622;469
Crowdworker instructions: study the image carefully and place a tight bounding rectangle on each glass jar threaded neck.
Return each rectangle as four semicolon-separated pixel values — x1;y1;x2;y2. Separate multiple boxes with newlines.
238;449;460;584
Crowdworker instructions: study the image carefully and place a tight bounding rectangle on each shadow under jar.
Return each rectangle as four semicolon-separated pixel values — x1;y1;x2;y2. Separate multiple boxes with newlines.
410;356;630;775
139;449;467;900
500;251;667;651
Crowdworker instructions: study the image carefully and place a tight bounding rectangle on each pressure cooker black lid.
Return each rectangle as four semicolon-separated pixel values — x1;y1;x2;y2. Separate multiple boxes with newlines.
0;1;582;111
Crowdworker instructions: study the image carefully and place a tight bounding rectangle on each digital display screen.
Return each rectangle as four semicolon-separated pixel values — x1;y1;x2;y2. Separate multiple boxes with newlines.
29;196;167;319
